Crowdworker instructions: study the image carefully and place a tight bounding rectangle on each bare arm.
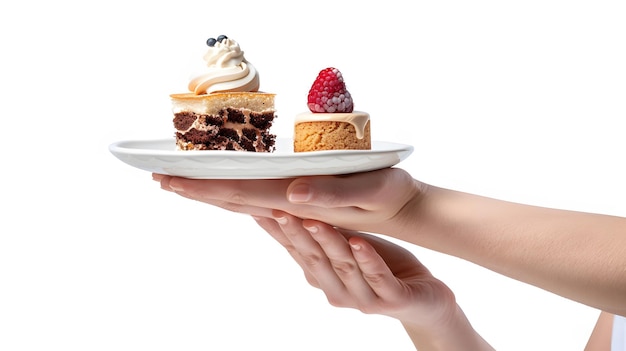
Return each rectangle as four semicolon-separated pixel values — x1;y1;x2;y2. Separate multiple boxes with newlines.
401;185;626;316
584;312;614;351
154;169;626;314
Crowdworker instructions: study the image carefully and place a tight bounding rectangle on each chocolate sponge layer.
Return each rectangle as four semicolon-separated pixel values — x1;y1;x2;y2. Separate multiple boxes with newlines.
173;108;276;152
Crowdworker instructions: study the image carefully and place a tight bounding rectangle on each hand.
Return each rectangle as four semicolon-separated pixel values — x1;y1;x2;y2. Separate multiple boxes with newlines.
153;168;424;237
253;211;494;350
254;210;456;327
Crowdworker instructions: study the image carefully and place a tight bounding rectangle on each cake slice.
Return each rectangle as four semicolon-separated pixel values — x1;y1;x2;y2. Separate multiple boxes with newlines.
170;35;276;152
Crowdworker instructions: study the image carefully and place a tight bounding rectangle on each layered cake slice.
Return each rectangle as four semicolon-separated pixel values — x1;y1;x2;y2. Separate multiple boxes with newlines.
170;35;276;152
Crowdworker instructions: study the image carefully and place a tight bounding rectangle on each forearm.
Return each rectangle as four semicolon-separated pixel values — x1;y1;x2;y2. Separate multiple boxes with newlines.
397;185;626;315
401;304;494;351
584;311;614;351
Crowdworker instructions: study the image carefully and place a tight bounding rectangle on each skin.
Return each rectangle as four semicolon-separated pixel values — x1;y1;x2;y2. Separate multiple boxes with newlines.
252;211;495;350
152;168;625;348
153;169;626;315
585;311;614;351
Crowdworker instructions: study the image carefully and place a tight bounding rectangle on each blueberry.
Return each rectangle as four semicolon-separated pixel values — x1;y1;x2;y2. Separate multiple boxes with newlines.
206;37;217;47
217;35;228;42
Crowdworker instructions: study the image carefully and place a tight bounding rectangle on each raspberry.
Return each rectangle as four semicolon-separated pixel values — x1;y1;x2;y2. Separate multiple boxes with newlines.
307;67;354;113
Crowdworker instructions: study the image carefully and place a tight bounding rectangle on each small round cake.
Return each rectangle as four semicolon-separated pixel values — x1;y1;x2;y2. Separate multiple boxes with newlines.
293;67;371;152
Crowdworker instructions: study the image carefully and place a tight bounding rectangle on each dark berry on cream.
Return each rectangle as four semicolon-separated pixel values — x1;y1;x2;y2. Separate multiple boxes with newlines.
206;35;228;47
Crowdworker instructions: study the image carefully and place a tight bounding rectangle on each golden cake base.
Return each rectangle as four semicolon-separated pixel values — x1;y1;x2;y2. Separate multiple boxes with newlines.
293;121;371;152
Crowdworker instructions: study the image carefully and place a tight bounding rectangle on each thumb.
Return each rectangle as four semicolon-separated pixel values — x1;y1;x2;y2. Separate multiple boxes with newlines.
286;168;416;211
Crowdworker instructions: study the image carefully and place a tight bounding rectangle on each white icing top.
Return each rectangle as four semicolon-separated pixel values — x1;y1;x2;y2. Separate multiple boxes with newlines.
294;111;370;139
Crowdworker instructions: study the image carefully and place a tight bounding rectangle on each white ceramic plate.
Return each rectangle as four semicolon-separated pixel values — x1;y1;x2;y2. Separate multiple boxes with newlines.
109;137;414;179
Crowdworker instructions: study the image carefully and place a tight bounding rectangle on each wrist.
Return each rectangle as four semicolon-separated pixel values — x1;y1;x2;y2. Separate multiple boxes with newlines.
387;179;432;243
401;304;494;351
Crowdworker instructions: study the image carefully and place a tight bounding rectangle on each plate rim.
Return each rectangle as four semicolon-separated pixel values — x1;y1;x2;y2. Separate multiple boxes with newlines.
109;137;414;179
109;137;413;157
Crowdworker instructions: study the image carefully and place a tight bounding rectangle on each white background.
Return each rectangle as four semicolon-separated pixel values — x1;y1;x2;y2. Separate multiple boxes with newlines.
1;1;625;350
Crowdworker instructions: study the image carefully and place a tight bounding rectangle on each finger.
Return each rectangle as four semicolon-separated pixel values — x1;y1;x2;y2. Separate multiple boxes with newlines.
157;175;275;217
156;174;175;192
152;173;166;182
252;215;292;249
251;216;320;288
272;211;349;299
287;168;417;212
166;176;294;209
303;220;377;305
347;235;406;302
161;176;337;219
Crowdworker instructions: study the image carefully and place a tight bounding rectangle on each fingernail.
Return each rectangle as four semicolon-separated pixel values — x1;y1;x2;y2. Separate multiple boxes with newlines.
303;224;318;234
288;184;311;203
274;216;288;225
168;179;184;192
350;243;362;251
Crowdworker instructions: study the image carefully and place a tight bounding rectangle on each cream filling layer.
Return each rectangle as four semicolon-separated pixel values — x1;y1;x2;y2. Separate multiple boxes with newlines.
294;111;370;139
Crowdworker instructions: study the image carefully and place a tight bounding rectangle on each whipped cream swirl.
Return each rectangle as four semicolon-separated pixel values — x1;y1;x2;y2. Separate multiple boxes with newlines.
188;38;260;94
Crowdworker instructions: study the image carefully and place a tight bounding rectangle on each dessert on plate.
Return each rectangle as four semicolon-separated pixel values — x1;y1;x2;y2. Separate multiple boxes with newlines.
293;67;371;152
170;35;277;152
